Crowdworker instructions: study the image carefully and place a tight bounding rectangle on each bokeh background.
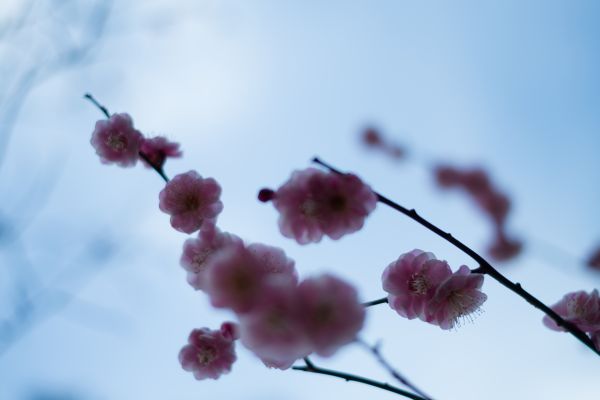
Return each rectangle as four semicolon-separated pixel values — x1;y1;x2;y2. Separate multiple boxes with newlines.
1;1;599;399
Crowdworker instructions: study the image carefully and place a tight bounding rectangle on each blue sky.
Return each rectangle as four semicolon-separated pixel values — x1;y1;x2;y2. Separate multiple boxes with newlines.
1;1;599;399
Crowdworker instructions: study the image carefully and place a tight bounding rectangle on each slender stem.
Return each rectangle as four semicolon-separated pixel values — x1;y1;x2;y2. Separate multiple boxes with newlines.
138;151;170;183
312;157;600;357
363;297;388;307
357;339;433;400
84;93;110;118
293;357;428;400
83;93;170;183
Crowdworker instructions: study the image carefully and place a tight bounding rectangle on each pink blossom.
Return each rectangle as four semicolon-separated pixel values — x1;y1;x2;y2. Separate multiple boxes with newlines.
205;244;268;314
542;290;600;333
246;242;298;285
477;191;510;226
462;168;491;196
140;136;182;169
362;127;383;147
90;113;143;167
266;168;377;244
382;249;452;320
205;241;300;314
239;281;311;369
587;247;600;270
434;165;463;188
180;223;241;290
297;274;365;356
220;321;240;341
159;170;223;234
487;231;523;262
425;266;487;330
179;327;237;380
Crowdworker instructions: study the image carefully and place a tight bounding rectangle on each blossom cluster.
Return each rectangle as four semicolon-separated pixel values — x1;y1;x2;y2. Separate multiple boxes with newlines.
381;249;487;330
181;223;366;370
89;111;373;379
100;105;600;389
434;165;522;262
91;112;181;169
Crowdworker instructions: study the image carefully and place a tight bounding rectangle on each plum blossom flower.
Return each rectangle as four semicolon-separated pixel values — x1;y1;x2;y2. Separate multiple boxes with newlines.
587;246;600;270
220;322;240;341
239;281;311;370
382;249;452;320
433;165;463;188
433;164;521;262
180;223;241;290
90;113;143;167
542;290;600;333
204;244;267;314
159;170;223;234
297;274;365;356
425;266;487;330
262;168;377;244
205;242;299;314
179;325;237;380
246;242;298;285
487;231;523;262
140;136;182;169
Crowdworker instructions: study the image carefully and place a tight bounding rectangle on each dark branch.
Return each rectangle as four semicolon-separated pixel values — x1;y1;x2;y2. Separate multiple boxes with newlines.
358;339;433;400
363;297;388;307
312;157;600;357
293;357;428;400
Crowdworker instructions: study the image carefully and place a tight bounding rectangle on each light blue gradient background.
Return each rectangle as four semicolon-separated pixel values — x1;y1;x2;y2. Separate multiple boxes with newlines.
1;1;599;399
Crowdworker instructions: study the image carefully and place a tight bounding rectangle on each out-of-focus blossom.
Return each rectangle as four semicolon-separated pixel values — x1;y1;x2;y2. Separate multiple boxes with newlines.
205;244;268;314
220;322;240;341
477;192;510;226
180;223;241;290
90;113;143;167
433;164;521;262
461;169;491;196
425;265;487;330
434;165;463;188
360;127;406;160
362;127;383;147
159;170;223;234
587;246;600;270
297;274;365;356
542;289;600;333
262;168;377;244
179;326;237;380
247;242;298;285
382;249;452;320
487;231;523;262
140;136;182;169
239;281;311;370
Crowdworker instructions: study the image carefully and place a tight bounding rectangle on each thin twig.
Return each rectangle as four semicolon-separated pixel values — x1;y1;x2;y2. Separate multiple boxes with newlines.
312;156;600;357
357;339;433;400
292;357;428;400
363;297;388;307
